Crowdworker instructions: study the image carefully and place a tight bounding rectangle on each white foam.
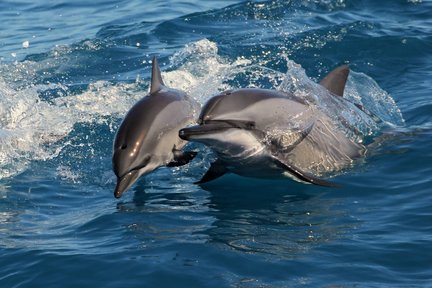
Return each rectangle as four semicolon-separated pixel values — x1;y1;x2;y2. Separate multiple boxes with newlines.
164;39;233;102
0;77;143;179
278;57;404;141
22;40;30;49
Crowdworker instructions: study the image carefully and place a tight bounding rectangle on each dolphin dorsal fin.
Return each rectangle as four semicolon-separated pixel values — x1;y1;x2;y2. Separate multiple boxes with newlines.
319;65;350;97
150;56;165;94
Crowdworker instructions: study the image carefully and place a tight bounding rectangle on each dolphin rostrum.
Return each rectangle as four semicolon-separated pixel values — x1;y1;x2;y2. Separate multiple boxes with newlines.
179;65;365;186
112;57;199;198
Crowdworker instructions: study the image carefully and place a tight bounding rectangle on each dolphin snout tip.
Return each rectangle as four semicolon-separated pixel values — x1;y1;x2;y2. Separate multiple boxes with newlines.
113;171;140;199
114;189;123;199
113;182;125;199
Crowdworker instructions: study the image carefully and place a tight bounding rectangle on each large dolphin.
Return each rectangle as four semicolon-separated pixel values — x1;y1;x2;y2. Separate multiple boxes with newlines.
179;65;365;186
112;57;199;198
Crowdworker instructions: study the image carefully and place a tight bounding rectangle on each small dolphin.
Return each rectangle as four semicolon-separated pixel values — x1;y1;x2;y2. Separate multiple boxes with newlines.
112;57;199;198
179;65;365;186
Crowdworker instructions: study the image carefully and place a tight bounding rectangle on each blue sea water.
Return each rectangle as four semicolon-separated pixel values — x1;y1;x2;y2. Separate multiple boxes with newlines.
0;0;431;287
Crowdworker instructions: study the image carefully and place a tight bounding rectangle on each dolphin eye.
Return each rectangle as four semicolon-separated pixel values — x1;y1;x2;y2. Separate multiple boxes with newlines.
120;144;127;150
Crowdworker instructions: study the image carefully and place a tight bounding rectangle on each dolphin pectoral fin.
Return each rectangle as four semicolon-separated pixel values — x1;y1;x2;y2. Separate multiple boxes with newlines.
272;156;338;187
269;121;314;154
166;150;198;167
194;159;228;184
319;65;350;97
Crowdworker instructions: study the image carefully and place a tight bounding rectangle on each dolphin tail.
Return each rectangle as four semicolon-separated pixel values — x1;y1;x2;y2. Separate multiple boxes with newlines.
194;159;228;184
272;156;338;187
319;65;349;97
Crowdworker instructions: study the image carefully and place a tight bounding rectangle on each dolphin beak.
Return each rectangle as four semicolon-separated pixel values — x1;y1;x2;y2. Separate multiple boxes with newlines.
179;123;232;141
114;170;140;198
179;125;199;140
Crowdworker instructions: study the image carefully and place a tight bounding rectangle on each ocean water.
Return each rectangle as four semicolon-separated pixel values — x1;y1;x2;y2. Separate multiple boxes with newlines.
0;0;431;287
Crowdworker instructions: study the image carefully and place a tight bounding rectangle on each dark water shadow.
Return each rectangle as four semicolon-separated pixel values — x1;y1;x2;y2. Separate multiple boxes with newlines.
115;172;354;261
197;174;351;260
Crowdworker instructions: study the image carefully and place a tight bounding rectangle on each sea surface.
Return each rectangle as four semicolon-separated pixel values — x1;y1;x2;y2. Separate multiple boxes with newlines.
0;0;431;287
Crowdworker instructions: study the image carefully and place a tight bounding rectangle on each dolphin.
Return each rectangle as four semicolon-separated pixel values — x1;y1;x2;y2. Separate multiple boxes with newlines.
179;65;365;186
112;57;199;198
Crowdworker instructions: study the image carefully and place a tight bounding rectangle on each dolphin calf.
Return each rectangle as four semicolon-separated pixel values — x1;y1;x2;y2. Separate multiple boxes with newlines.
112;57;199;198
179;65;365;186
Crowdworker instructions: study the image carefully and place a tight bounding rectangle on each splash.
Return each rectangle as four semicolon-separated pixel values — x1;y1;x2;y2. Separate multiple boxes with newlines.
0;81;68;178
278;58;404;142
166;39;403;141
0;38;404;181
164;39;286;102
0;77;143;179
164;39;264;102
344;71;404;127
